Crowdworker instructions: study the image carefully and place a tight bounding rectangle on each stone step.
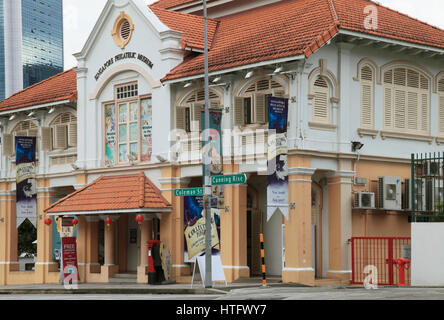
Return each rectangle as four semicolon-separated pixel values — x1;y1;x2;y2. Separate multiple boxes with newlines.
109;273;137;283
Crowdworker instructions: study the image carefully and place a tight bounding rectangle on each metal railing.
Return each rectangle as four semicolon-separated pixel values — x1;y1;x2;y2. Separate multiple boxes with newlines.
350;237;411;286
411;153;444;222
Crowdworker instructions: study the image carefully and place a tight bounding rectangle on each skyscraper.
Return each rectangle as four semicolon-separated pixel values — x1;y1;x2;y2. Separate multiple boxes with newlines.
0;0;63;101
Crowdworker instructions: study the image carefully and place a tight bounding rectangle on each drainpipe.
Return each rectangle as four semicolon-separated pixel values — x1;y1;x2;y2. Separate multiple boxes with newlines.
299;60;306;149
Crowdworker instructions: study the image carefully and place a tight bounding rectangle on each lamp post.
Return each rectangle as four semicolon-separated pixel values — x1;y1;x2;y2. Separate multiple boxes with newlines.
203;0;212;289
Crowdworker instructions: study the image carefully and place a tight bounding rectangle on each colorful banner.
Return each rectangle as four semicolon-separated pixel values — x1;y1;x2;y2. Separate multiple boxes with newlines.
52;214;77;260
104;103;116;165
61;236;80;281
141;98;153;161
201;108;224;208
15;136;37;228
184;195;220;261
267;96;289;221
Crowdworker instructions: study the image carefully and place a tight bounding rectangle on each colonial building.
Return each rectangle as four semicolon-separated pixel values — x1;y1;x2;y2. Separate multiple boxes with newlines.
1;0;444;286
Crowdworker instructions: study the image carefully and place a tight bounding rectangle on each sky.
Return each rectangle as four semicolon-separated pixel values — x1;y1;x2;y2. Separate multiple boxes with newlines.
62;0;444;70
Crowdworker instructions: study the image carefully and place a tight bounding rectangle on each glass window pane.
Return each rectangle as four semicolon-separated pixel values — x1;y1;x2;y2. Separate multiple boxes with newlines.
130;143;138;160
130;102;138;121
129;122;138;141
119;104;127;123
119;144;127;162
119;124;127;142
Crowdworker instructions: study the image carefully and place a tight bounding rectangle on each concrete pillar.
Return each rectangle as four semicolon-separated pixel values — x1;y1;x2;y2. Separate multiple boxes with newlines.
35;183;58;283
221;163;249;282
137;216;153;283
102;216;118;279
283;161;315;285
0;185;17;285
326;163;354;283
85;216;100;274
159;167;190;280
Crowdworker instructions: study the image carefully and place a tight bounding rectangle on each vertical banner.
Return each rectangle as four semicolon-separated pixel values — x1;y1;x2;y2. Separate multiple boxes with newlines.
15;136;37;228
104;104;116;165
141;98;153;162
184;195;220;262
60;217;79;282
267;96;289;221
201;109;224;208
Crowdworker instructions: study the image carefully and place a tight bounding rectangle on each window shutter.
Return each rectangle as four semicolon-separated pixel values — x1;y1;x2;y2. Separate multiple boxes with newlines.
383;86;393;129
394;89;406;129
41;127;51;151
2;133;13;157
233;96;245;126
312;77;329;123
253;93;266;123
176;107;186;131
272;89;285;98
68;122;77;147
420;93;428;132
191;103;203;132
439;95;444;134
360;82;373;128
53;124;67;149
407;91;418;130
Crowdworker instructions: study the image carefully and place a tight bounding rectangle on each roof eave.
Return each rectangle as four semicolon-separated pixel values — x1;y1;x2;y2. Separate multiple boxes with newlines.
46;207;172;216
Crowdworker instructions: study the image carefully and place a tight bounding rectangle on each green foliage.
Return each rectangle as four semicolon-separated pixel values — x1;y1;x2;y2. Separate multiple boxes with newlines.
18;219;37;257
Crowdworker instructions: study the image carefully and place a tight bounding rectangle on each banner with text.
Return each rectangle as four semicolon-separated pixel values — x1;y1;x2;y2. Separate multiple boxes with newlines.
267;96;289;221
16;136;37;228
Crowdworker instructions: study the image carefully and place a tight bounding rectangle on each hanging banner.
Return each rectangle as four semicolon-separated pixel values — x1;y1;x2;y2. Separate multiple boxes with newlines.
267;96;289;221
60;218;79;282
201;108;224;209
15;136;37;228
184;195;220;261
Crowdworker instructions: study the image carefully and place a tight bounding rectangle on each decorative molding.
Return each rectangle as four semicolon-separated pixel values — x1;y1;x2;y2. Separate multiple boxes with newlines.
158;177;191;185
288;167;316;176
308;121;337;131
357;128;379;139
380;130;434;144
111;11;134;49
379;60;435;92
355;58;380;84
283;267;315;272
436;137;444;145
327;170;356;179
307;67;340;99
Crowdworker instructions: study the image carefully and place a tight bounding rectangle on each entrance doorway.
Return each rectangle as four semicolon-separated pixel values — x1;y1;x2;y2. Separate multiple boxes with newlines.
247;189;261;276
127;213;140;272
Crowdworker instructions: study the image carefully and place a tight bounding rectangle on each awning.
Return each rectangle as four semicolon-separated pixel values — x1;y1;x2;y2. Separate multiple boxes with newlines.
44;172;171;216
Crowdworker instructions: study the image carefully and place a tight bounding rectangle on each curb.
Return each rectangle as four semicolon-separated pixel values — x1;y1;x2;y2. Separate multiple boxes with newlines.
0;288;227;295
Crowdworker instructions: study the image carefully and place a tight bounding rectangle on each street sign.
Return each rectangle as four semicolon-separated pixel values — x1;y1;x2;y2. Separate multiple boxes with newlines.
174;187;204;197
211;174;247;186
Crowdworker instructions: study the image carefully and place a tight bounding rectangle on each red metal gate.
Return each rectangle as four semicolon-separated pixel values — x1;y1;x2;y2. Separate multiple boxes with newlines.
350;237;411;286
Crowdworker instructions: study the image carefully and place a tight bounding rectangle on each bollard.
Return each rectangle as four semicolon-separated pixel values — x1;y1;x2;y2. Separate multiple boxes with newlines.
394;258;410;287
260;233;267;287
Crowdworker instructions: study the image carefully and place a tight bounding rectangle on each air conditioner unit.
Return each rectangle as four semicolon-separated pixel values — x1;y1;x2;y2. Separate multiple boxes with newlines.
404;178;426;211
354;192;375;209
378;176;402;210
415;161;443;177
426;179;444;212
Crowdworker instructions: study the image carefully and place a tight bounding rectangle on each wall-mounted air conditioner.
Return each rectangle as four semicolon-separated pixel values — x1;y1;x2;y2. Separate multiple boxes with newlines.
354;192;375;209
378;176;401;210
404;178;426;211
426;179;444;212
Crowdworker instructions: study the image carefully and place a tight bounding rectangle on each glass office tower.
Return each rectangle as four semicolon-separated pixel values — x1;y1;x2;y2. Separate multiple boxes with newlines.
0;0;63;101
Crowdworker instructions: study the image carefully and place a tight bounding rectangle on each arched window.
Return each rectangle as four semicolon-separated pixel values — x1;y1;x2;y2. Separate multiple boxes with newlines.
12;120;38;155
383;67;430;134
312;76;330;123
233;78;286;126
176;88;222;133
49;113;77;150
438;78;444;135
360;65;374;129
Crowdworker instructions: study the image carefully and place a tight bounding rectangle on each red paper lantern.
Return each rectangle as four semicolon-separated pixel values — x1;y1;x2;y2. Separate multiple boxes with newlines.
135;215;144;225
44;218;52;226
72;218;79;226
105;217;112;227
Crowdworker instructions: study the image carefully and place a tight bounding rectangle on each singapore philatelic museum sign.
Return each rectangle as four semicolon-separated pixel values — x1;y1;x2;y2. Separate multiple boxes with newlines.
95;52;154;81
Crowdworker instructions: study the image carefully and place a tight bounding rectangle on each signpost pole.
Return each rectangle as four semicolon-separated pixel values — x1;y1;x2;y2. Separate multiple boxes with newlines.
203;0;212;289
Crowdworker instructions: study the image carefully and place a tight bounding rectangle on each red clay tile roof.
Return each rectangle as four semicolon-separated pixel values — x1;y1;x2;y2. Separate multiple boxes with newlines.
150;6;218;50
45;172;171;214
0;68;77;112
156;0;444;82
151;0;205;9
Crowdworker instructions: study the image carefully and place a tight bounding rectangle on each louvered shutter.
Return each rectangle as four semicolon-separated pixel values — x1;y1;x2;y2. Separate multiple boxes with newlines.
191;103;203;132
272;89;285;98
439;80;444;134
420;93;428;132
360;66;373;128
2;134;13;157
68;122;77;147
233;96;245;126
312;77;329;123
15;130;28;137
41;127;51;151
53;124;67;149
176;107;186;131
383;86;393;129
394;89;406;130
253;93;266;124
407;91;418;131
